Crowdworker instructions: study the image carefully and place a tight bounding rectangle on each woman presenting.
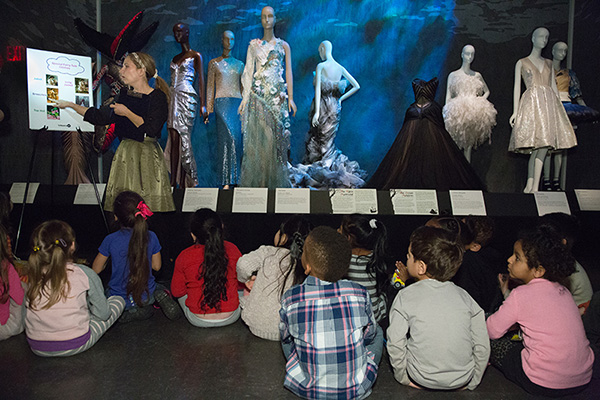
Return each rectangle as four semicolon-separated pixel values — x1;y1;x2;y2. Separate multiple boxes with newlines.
55;52;175;212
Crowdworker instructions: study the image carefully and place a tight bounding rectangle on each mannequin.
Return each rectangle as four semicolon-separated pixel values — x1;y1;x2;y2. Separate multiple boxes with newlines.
238;6;296;189
542;41;600;190
165;22;209;188
443;45;496;162
289;40;365;188
207;31;245;189
508;28;576;193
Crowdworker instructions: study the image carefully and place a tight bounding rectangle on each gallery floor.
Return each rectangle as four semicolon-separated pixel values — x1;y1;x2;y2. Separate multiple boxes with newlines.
1;299;599;400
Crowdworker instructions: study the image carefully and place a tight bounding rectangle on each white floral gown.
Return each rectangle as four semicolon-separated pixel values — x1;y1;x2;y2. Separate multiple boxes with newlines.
240;38;291;188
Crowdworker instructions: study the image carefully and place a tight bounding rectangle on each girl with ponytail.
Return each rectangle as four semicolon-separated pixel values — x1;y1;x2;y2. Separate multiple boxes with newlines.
171;208;242;327
25;220;124;356
93;191;180;323
339;214;391;324
236;216;313;340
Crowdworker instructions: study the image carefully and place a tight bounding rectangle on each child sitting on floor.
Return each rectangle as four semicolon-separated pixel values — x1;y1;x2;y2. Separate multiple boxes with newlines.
0;225;24;341
92;191;181;323
280;226;383;399
387;226;490;390
487;226;594;397
171;208;242;328
25;220;124;356
538;212;593;314
237;216;313;340
338;215;390;325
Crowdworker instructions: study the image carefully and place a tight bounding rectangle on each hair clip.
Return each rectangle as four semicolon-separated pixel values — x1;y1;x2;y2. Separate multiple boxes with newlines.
54;238;67;247
135;201;154;220
153;70;158;79
33;246;40;252
369;219;378;229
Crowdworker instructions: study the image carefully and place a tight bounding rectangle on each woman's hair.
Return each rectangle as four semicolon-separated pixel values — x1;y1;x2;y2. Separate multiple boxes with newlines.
190;209;228;311
410;226;464;282
340;215;389;296
113;191;151;306
128;52;171;104
0;225;11;304
519;225;575;285
275;216;314;298
26;220;76;310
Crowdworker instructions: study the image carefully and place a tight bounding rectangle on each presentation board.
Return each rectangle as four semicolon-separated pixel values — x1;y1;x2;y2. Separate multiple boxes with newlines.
26;48;94;132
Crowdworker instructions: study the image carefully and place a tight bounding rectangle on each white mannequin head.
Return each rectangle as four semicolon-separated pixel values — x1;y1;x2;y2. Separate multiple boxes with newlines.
261;6;275;30
531;27;549;50
318;40;333;61
461;44;475;65
222;30;235;50
552;41;568;62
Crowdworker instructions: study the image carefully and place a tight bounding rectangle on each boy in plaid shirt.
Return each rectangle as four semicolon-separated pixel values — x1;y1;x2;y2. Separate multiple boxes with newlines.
280;226;383;399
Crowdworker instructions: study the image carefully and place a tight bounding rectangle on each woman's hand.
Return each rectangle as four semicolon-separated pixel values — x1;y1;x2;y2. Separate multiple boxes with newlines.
245;275;257;291
110;103;130;117
54;99;75;109
311;111;320;127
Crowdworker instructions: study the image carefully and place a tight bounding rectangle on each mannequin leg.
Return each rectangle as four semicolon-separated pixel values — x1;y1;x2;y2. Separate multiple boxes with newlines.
464;146;472;163
542;153;552;190
560;152;567;190
553;151;564;191
524;148;549;193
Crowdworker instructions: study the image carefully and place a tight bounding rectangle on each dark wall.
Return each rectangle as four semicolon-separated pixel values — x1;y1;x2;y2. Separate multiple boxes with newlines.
0;0;598;192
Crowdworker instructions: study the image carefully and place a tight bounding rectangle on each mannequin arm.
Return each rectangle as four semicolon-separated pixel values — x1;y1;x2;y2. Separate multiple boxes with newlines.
283;41;297;117
550;64;560;98
509;60;522;127
339;66;360;104
478;73;490;100
206;60;216;115
311;66;323;126
445;74;453;105
193;53;209;123
238;44;254;115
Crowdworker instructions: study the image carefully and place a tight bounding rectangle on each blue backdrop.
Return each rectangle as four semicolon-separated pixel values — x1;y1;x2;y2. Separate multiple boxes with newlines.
139;0;455;186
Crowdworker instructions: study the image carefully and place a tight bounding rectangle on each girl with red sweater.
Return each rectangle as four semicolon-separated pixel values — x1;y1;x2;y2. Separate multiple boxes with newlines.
171;209;241;327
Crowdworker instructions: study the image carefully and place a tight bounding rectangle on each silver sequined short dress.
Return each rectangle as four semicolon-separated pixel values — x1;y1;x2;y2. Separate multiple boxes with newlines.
509;58;576;154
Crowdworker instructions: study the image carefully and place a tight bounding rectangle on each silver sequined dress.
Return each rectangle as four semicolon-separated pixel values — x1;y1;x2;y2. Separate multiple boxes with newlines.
207;56;244;186
167;57;199;186
509;58;576;153
240;38;291;189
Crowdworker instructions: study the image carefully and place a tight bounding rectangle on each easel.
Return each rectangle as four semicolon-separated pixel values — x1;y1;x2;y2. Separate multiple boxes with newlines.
13;126;109;255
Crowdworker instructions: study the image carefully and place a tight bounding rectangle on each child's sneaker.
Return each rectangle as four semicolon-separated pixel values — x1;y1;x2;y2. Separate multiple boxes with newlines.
154;289;182;320
119;305;154;323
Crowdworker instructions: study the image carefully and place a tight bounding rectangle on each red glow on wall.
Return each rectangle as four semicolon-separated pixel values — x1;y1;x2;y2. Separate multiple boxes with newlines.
6;46;25;62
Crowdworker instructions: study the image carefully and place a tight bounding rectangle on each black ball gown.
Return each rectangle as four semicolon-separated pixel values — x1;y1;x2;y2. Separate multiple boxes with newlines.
368;78;485;190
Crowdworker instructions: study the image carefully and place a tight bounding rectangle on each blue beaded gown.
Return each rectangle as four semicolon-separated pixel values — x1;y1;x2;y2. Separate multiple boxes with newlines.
368;78;485;191
207;56;245;186
240;38;291;189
